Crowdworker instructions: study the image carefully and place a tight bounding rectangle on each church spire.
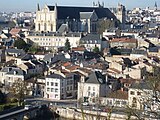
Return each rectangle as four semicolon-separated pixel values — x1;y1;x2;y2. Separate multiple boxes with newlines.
154;1;157;10
37;3;40;11
54;3;57;19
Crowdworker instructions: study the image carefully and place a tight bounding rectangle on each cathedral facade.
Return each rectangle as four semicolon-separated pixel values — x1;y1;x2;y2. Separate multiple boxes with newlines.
35;3;116;33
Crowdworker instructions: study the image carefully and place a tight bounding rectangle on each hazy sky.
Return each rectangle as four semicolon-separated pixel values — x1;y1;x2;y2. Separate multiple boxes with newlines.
0;0;159;12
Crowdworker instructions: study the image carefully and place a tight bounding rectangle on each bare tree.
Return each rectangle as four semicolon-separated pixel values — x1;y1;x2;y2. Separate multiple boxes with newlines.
11;79;29;106
125;68;160;119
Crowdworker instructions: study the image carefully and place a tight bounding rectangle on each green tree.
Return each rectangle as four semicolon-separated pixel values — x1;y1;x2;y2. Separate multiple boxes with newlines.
0;90;6;104
14;38;27;49
93;46;99;53
14;38;31;52
64;39;71;52
28;43;39;53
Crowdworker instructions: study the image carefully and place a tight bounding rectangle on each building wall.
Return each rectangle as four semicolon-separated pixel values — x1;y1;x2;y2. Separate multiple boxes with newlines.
128;88;154;110
45;77;63;100
35;5;57;32
101;97;128;107
110;42;137;49
0;71;7;84
124;67;146;79
5;74;24;86
109;62;123;72
27;35;81;50
78;82;107;103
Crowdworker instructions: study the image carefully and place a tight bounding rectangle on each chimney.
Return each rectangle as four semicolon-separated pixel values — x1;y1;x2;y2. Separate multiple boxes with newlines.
14;71;17;75
121;87;124;91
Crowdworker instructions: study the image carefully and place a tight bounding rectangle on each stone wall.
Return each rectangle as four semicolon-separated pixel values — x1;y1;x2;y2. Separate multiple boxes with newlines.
51;106;137;120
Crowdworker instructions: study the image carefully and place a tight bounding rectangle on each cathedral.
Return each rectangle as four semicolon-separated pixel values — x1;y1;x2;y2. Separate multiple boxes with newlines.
35;2;117;33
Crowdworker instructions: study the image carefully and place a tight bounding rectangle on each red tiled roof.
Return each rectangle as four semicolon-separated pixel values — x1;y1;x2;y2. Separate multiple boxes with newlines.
63;62;71;67
108;68;121;74
110;38;137;43
72;47;86;51
66;65;79;71
9;28;21;35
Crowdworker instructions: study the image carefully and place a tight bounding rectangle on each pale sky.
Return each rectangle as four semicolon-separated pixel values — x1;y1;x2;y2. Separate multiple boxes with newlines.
0;0;159;12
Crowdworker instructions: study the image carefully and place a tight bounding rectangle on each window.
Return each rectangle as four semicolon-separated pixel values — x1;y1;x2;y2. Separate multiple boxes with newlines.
51;24;53;31
70;86;72;90
93;87;95;91
88;86;91;90
51;88;54;92
88;92;90;96
55;88;58;92
38;23;40;31
122;101;127;105
67;81;69;85
92;92;95;97
55;83;58;86
137;92;141;95
62;88;64;93
130;91;135;95
47;82;49;86
115;101;120;105
51;82;54;86
55;94;58;98
132;97;137;107
47;88;50;92
67;87;69;91
44;23;47;31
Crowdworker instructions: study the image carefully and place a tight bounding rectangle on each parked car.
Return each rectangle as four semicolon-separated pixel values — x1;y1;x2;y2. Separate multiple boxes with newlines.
82;102;89;106
24;105;32;110
92;106;101;111
103;107;111;112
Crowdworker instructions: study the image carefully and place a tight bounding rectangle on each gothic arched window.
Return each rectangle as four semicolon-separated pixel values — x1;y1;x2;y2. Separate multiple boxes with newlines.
38;23;40;31
44;23;47;31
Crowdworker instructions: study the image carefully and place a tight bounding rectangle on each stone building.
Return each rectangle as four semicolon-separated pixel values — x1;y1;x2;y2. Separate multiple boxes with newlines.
35;3;116;33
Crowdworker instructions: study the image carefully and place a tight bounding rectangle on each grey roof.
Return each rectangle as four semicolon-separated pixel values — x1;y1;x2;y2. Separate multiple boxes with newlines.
1;67;12;72
6;48;25;56
6;68;26;76
50;53;66;64
47;6;116;19
31;60;41;65
43;53;54;62
21;53;35;61
130;82;153;90
57;24;68;33
46;74;64;79
24;62;35;69
28;31;81;37
80;12;93;19
3;33;12;38
81;34;101;41
131;49;147;55
85;71;105;84
149;47;159;52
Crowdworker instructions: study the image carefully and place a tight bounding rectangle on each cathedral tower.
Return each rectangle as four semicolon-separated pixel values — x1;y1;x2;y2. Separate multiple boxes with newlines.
116;3;126;29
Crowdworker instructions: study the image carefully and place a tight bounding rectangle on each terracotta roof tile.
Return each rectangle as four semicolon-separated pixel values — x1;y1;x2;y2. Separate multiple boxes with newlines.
108;68;121;74
110;38;137;43
72;47;86;51
63;62;71;67
9;28;21;35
